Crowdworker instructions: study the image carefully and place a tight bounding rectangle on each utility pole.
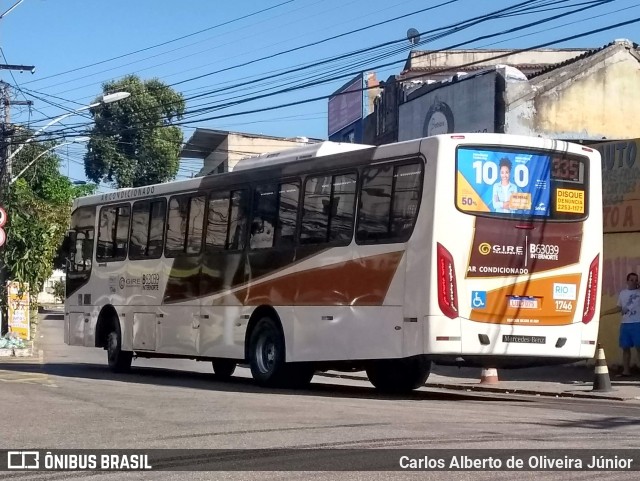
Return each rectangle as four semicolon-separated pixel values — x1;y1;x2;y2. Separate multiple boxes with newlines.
1;0;33;334
1;80;33;182
0;76;34;335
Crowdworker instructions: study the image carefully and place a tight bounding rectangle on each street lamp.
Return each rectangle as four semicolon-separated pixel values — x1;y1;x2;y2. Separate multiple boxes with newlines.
4;91;130;168
10;137;90;185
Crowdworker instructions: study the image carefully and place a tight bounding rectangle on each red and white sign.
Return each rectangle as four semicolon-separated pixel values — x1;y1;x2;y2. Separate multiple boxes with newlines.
0;206;7;247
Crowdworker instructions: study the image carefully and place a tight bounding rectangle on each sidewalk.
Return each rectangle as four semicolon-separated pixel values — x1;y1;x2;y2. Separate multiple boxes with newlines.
0;309;42;359
320;363;640;402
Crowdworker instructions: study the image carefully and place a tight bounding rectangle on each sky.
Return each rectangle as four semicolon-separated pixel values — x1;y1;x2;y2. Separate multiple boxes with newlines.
2;0;640;192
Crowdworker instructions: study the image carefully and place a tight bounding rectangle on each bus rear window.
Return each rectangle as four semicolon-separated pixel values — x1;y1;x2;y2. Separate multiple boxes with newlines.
455;146;588;220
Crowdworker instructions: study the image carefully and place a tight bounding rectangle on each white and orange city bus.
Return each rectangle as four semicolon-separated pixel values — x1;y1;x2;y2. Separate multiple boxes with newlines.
63;134;602;392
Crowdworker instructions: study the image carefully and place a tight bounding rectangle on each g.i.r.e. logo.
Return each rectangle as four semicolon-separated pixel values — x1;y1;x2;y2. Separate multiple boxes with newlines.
478;243;491;255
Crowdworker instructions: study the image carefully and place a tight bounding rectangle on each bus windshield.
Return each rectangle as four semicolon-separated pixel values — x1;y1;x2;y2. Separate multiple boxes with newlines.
455;146;588;221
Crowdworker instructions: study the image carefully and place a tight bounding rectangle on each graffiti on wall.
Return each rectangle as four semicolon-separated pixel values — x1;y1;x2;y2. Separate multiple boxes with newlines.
602;256;640;298
594;139;640;233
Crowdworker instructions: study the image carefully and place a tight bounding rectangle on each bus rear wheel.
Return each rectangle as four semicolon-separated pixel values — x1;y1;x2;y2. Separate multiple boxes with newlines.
212;360;236;379
249;317;288;387
107;330;133;373
366;356;431;393
248;316;315;388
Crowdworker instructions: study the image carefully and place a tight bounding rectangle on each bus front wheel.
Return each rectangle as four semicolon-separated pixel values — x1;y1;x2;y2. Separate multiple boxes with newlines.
107;330;133;373
212;360;236;379
366;356;431;393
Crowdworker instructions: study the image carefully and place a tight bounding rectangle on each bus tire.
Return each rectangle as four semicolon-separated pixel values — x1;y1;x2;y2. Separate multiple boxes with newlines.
212;360;236;379
107;330;133;373
248;316;288;387
366;356;431;393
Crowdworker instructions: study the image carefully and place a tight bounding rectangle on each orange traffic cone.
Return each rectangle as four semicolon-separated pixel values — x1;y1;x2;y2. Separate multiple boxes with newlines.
480;367;499;384
592;344;612;392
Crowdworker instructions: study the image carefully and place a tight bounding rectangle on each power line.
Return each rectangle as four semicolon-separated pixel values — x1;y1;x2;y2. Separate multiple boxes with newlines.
10;0;620;145
21;0;298;86
159;0;617;122
27;0;464;110
18;0;566;128
174;14;640;125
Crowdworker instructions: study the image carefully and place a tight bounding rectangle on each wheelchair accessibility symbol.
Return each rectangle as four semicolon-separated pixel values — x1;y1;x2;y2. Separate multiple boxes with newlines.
471;291;487;309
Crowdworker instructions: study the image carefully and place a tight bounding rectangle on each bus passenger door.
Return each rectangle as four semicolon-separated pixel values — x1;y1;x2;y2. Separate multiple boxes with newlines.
199;189;249;358
158;194;205;356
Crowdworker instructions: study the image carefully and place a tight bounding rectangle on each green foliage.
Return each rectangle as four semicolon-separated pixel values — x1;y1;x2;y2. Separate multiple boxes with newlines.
52;279;65;303
1;132;95;299
84;75;185;188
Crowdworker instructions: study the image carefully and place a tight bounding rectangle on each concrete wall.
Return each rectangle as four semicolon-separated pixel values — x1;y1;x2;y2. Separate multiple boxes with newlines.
506;45;640;140
398;70;498;141
592;138;640;366
329;119;363;143
201;137;229;175
600;233;640;366
38;269;65;305
405;49;587;82
199;135;312;175
227;135;311;171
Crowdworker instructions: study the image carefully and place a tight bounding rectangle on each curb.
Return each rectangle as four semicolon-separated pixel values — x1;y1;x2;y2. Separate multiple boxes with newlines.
0;346;36;358
316;372;635;402
0;314;40;360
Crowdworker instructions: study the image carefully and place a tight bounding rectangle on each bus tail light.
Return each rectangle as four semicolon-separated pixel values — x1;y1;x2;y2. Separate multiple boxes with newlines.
437;243;459;319
582;254;600;324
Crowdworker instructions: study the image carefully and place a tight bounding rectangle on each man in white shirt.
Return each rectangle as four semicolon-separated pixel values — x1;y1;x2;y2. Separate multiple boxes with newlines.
601;272;640;377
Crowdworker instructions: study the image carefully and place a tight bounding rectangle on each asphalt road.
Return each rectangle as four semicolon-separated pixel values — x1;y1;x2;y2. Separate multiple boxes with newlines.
0;313;639;480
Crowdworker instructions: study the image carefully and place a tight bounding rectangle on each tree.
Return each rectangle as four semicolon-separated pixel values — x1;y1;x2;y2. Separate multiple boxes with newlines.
1;131;95;302
84;75;185;188
52;279;65;303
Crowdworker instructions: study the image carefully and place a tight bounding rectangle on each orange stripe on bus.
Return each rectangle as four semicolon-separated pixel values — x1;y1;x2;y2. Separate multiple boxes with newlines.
234;251;404;306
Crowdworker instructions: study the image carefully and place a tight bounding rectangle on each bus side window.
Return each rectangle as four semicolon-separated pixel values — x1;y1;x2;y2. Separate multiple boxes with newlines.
391;164;422;238
165;195;205;257
79;232;93;270
300;175;331;244
186;196;205;255
301;173;356;245
329;173;356;242
148;200;167;258
357;165;393;242
69;206;95;272
275;182;299;248
227;190;248;251
206;192;230;250
97;204;130;261
130;199;166;259
357;160;422;243
250;184;278;250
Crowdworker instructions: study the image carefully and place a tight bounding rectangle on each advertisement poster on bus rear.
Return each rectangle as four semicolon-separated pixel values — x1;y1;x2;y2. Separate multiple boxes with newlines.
456;147;551;217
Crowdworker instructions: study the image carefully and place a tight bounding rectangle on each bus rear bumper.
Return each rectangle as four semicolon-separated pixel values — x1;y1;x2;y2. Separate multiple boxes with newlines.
424;315;596;368
428;354;590;369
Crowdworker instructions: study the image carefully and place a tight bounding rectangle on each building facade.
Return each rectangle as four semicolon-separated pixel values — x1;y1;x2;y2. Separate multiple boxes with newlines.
180;129;320;176
365;40;640;145
594;137;640;367
327;72;379;143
